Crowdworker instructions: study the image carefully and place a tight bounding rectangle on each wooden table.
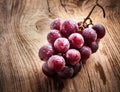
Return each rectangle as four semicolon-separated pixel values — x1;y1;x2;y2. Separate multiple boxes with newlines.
0;0;120;92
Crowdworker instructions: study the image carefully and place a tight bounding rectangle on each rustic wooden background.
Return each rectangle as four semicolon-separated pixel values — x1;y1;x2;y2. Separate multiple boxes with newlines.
0;0;120;92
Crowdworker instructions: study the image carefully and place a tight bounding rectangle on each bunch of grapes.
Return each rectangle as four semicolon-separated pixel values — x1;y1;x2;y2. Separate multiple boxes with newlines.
38;18;106;79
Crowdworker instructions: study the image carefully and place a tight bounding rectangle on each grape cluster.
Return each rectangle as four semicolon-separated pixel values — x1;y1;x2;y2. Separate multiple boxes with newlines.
39;18;106;79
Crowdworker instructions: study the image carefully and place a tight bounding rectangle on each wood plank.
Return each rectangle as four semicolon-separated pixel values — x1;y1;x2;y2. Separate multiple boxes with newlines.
0;0;120;92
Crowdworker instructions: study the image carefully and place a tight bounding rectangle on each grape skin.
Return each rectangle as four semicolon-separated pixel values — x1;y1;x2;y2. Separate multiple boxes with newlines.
72;63;82;77
82;28;97;43
68;33;84;49
39;44;55;61
66;49;81;65
92;24;106;39
50;18;62;30
54;38;70;53
79;46;92;60
77;21;88;28
58;66;74;79
47;55;66;72
61;20;78;37
89;41;99;53
47;29;62;45
42;63;56;77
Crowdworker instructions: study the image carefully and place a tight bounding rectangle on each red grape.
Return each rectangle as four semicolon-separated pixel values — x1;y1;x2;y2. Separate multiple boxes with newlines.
92;24;106;39
66;49;81;65
42;63;56;77
82;28;97;43
72;63;82;77
96;38;100;44
61;20;78;37
89;41;99;53
58;66;74;79
79;46;92;60
39;44;55;61
50;18;62;30
54;38;70;53
78;21;88;28
47;55;65;72
47;29;62;45
68;33;84;49
39;18;106;79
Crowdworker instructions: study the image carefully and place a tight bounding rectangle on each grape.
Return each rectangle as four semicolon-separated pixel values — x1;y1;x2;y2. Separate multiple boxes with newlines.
92;24;106;39
68;33;84;49
42;63;56;77
47;55;66;72
47;29;62;45
39;44;55;61
54;38;70;53
66;49;81;65
79;46;92;60
58;66;74;79
96;38;100;44
39;18;106;79
78;21;88;28
82;28;97;43
50;18;62;30
89;41;99;53
72;63;82;77
61;20;78;37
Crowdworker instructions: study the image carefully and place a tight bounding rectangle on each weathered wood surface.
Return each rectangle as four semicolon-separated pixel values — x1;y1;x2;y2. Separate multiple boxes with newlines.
0;0;120;92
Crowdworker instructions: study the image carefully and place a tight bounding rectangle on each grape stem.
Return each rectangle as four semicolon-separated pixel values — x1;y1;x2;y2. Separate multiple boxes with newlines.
79;0;106;31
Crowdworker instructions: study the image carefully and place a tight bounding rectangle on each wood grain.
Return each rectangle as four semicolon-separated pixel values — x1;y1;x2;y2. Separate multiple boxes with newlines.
0;0;120;92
